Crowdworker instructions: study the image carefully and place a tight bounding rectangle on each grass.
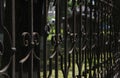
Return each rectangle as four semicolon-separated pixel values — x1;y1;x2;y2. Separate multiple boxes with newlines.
39;39;114;78
39;51;113;78
40;64;80;78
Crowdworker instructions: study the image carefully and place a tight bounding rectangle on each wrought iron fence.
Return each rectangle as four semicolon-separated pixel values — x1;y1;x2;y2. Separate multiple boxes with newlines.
0;0;119;78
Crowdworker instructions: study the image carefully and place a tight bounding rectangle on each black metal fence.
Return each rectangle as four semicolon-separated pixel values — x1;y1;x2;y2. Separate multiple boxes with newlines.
0;0;120;78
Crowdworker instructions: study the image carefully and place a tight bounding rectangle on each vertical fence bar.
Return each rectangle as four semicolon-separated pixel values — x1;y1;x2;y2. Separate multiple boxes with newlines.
113;2;117;74
43;0;48;78
109;7;113;76
12;0;15;48
93;0;97;77
100;2;103;77
55;0;59;78
78;0;82;77
106;1;109;75
30;0;34;78
102;2;105;77
104;2;107;76
72;0;76;77
84;0;87;78
20;64;23;78
101;2;104;77
11;0;16;77
109;2;112;76
96;0;100;77
0;0;4;28
63;0;68;78
106;1;108;75
88;0;92;77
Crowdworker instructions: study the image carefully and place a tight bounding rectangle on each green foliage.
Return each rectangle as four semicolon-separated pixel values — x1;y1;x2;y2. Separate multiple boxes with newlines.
68;0;72;7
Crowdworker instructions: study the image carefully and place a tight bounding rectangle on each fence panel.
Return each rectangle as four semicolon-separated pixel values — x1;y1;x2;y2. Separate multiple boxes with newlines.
0;0;119;78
